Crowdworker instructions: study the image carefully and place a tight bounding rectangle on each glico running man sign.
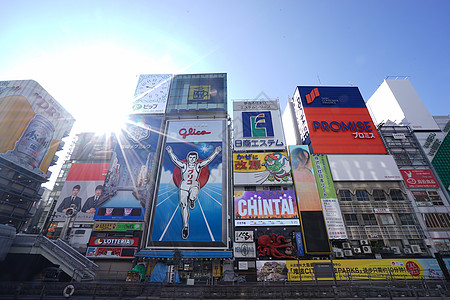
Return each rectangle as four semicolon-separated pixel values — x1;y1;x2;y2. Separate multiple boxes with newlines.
148;119;228;248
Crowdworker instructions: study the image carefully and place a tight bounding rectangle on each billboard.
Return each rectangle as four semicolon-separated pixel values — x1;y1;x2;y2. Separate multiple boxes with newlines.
0;80;75;176
132;74;172;114
54;163;109;222
234;190;299;226
327;154;402;181
400;169;439;189
166;73;227;113
93;222;143;232
86;247;137;258
294;86;386;154
99;116;162;221
312;155;347;239
233;100;286;151
70;132;116;162
233;152;292;185
88;236;140;247
289;145;330;254
286;258;443;281
234;242;256;258
148;119;228;247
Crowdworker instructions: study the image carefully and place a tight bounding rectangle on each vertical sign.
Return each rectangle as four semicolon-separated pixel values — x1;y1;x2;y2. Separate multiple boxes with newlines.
289;145;331;254
312;154;347;239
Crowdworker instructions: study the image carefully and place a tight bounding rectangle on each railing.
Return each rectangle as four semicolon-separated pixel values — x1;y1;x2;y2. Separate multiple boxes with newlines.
12;234;96;281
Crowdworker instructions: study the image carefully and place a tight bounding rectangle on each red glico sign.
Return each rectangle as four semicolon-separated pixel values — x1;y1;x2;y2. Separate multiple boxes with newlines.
400;169;439;189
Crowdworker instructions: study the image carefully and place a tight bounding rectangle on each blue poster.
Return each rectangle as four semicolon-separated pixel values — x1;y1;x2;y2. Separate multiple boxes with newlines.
150;120;226;244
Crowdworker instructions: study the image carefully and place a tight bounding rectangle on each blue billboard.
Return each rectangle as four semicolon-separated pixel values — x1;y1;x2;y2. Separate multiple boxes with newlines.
96;116;163;221
296;86;366;108
148;119;228;247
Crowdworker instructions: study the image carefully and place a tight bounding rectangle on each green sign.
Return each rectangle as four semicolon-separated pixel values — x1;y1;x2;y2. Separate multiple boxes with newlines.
311;154;337;199
94;222;143;232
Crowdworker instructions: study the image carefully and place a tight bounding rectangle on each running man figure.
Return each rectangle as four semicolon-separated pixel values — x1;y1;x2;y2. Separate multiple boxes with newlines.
166;145;222;239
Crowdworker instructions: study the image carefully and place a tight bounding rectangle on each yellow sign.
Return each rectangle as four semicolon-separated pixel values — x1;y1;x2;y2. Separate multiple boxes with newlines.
286;259;441;281
93;222;117;231
188;85;210;101
233;152;292;184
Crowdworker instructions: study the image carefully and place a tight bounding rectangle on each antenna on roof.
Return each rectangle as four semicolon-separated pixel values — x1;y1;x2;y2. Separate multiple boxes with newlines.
317;74;322;85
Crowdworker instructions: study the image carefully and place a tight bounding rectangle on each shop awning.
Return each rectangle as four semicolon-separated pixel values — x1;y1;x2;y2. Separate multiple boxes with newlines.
135;250;232;259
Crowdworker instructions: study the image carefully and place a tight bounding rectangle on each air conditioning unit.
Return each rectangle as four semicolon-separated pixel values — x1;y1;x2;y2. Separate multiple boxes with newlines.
335;251;344;258
360;239;370;246
403;248;412;255
391;246;401;254
362;246;372;254
353;247;362;254
411;245;422;253
344;250;353;256
342;242;351;249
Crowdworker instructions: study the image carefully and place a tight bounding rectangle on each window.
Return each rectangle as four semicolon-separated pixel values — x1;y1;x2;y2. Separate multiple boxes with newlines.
356;190;370;201
423;213;450;229
338;190;352;201
362;214;377;225
390;189;404;201
344;214;359;226
412;191;443;206
373;189;387;201
399;214;416;225
379;214;395;225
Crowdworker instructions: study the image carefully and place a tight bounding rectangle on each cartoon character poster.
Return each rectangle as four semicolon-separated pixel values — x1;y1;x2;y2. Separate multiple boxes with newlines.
149;119;227;246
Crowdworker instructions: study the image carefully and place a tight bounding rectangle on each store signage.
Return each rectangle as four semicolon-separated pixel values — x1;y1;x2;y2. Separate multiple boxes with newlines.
89;237;139;247
374;208;391;213
393;133;406;139
235;230;254;242
93;222;143;232
400;169;439;189
86;247;137;258
234;242;256;258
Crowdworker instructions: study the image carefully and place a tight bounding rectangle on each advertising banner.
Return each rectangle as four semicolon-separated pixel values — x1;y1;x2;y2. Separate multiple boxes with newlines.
233;152;292;185
255;227;298;260
312;155;347;239
93;222;143;232
70;132;116;162
256;261;289;281
295;86;386;154
0;80;75;176
99;116;162;221
166;73;227;113
235;230;254;242
285;259;443;281
88;237;140;247
54;163;109;222
233;242;256;258
233;100;286;151
132;74;172;114
86;247;137;258
149;119;227;247
327;154;402;181
400;169;439;189
289;145;330;254
234;190;299;227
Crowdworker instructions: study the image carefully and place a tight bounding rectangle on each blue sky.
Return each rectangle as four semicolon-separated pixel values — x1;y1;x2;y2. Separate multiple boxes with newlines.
1;0;449;135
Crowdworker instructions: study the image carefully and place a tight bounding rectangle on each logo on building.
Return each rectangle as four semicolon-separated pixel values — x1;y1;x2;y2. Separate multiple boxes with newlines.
188;85;210;100
242;111;274;138
306;88;320;104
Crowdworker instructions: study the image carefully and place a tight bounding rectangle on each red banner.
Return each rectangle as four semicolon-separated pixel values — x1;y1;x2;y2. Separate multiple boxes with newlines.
400;169;439;189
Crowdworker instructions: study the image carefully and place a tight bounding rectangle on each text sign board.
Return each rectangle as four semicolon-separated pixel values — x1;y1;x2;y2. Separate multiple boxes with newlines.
400;169;439;189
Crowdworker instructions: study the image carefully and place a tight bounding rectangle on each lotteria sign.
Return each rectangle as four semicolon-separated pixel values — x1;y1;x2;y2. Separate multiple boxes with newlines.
89;237;140;247
297;86;386;154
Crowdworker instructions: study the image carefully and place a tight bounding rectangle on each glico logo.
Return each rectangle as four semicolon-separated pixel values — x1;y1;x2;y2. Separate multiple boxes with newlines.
306;88;320;104
242;111;274;138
